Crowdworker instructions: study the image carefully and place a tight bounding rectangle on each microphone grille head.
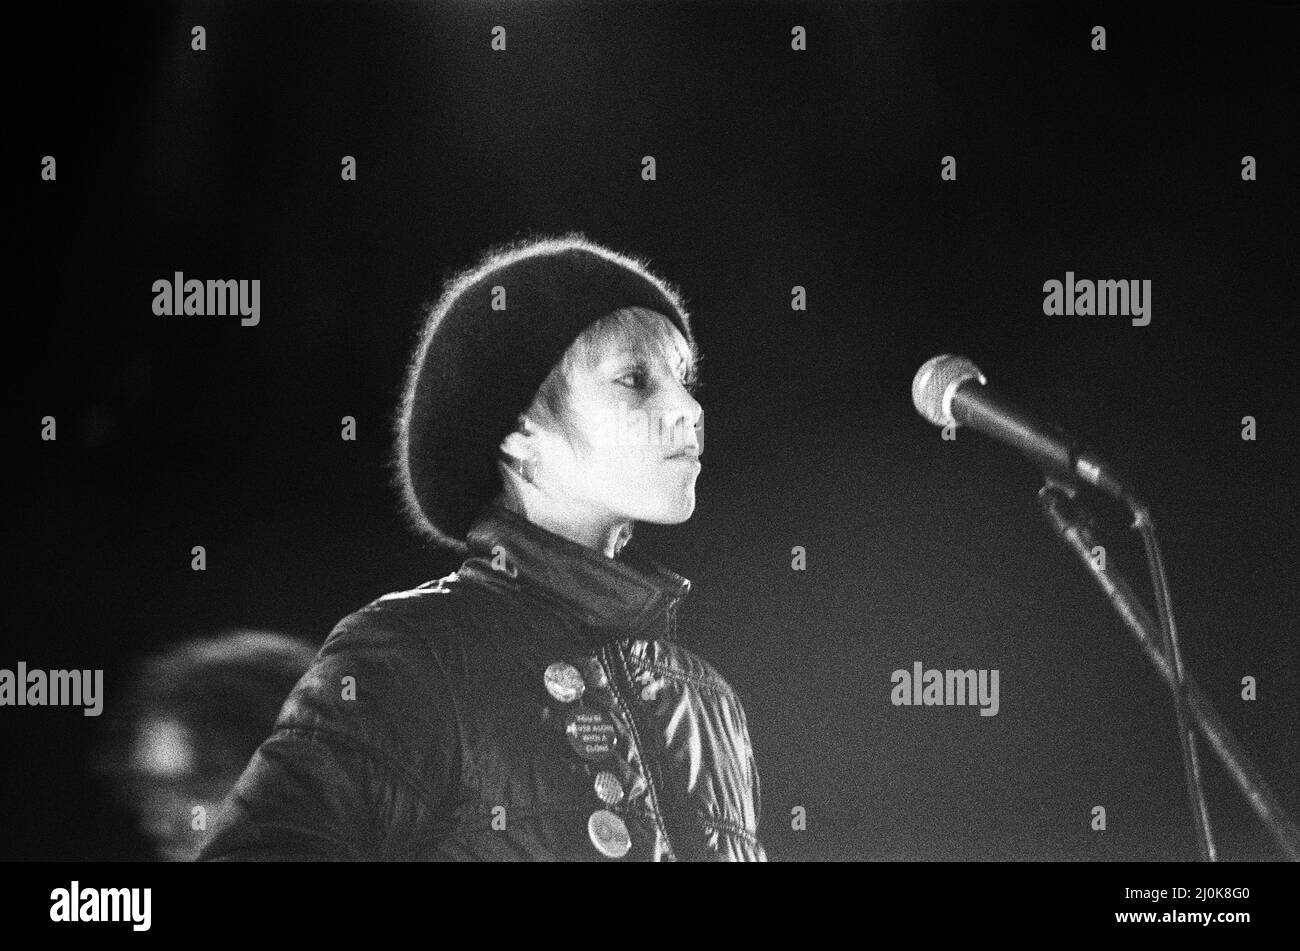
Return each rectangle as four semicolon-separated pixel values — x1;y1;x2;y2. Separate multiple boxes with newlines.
912;354;987;427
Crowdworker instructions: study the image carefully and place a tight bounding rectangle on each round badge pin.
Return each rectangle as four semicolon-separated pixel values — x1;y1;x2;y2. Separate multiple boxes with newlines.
593;770;625;806
543;661;585;704
581;656;609;690
565;707;617;760
588;808;631;858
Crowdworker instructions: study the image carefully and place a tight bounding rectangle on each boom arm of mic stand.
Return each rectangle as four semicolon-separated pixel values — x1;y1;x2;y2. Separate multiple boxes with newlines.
1037;482;1300;861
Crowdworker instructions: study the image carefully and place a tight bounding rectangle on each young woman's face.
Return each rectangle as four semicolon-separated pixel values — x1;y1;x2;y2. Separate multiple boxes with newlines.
537;322;703;526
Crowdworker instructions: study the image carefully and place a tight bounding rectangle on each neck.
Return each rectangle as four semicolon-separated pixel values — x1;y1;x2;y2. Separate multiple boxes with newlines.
499;493;631;558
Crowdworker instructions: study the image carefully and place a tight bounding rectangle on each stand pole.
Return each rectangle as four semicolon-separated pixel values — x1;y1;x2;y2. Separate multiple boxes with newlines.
1037;482;1300;861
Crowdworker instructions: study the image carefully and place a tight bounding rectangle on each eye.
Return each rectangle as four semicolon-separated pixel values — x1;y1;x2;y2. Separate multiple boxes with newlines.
616;366;648;389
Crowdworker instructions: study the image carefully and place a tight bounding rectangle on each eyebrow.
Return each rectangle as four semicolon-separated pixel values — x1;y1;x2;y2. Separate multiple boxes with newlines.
605;348;690;369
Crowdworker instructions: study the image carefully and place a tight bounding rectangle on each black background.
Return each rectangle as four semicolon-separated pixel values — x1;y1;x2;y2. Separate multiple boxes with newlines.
8;0;1298;861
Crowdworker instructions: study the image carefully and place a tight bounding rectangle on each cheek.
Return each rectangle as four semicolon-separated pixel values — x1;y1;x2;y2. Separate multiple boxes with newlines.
612;450;696;500
575;444;656;492
565;406;686;490
588;444;643;477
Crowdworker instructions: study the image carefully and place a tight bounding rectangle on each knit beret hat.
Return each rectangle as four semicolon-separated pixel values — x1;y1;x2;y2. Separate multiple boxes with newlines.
393;232;696;554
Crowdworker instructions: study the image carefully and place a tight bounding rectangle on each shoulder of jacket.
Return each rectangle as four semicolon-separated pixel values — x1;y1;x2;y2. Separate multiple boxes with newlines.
325;570;473;655
271;573;470;771
650;639;743;702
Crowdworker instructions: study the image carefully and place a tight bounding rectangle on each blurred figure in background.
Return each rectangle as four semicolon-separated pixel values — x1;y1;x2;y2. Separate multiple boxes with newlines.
93;629;316;861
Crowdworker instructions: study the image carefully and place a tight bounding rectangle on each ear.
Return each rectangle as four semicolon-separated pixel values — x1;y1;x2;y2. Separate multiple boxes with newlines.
500;428;529;456
499;413;536;455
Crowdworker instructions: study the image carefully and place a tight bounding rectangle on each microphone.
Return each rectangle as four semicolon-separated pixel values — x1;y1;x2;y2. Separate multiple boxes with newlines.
911;354;1137;504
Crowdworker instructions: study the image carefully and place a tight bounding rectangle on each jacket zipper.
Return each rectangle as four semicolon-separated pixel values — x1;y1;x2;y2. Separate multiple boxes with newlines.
600;639;676;861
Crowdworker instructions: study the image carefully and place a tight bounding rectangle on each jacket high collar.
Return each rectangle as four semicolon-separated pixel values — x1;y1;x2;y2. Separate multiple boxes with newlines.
463;502;692;639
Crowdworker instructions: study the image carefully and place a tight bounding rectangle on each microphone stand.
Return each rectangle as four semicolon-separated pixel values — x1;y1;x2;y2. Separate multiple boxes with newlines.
1037;480;1300;861
1127;494;1216;862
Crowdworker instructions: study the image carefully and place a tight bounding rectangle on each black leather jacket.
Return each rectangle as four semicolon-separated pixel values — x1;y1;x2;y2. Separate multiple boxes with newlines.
197;503;766;861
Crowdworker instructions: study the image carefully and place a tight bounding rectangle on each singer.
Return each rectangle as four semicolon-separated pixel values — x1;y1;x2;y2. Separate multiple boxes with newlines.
196;234;767;861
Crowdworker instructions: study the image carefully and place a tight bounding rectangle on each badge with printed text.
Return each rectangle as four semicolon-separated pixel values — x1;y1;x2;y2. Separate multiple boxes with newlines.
565;706;617;760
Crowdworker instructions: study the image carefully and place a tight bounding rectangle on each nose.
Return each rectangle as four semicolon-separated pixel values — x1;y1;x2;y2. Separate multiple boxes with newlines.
662;392;703;455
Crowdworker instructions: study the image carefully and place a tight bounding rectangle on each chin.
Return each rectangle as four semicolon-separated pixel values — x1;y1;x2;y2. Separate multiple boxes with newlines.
635;494;696;524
